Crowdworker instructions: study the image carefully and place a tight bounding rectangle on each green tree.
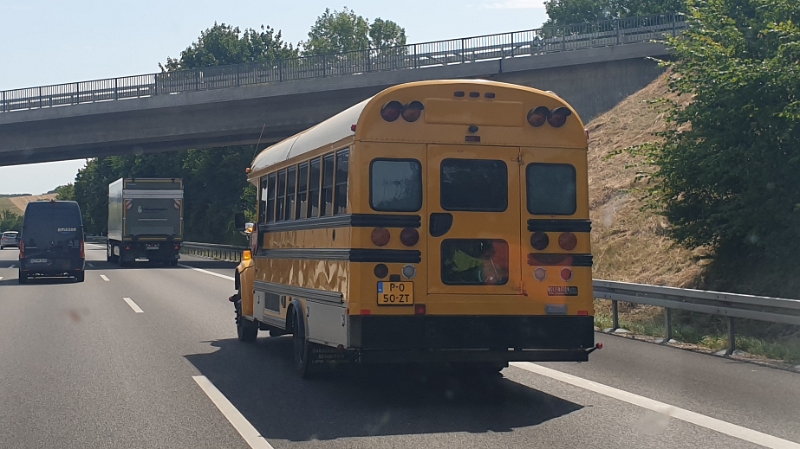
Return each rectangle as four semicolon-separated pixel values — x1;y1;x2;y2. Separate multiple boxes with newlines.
302;7;406;55
163;23;297;70
0;210;23;232
54;183;75;201
635;0;800;257
543;0;685;26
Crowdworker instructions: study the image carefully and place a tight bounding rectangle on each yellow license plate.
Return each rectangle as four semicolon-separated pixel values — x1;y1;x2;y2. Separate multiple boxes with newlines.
377;282;414;305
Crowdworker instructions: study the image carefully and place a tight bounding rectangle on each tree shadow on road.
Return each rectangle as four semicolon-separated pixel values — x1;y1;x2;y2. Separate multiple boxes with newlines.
185;337;583;442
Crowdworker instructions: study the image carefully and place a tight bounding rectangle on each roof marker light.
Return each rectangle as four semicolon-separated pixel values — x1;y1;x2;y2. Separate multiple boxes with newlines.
548;107;573;128
454;91;465;97
401;101;424;122
527;106;549;127
380;101;403;122
469;92;480;98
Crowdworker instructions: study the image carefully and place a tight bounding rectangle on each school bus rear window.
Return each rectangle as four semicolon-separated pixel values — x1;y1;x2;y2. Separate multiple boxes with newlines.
370;159;423;212
441;239;509;285
441;159;508;212
526;163;577;215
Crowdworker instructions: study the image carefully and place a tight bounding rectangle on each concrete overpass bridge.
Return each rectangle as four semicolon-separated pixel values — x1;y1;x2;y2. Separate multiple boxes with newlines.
0;13;686;167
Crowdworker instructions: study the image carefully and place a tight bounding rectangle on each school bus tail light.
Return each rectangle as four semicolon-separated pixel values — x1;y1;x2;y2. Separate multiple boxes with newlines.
548;107;572;128
558;232;577;251
560;268;573;281
401;101;424;122
530;232;549;250
371;228;390;246
380;101;403;122
399;228;419;246
527;106;549;127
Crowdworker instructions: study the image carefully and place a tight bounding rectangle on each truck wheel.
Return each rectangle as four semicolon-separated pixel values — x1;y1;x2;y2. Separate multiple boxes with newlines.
236;303;258;342
75;271;85;283
107;244;113;262
18;270;27;284
292;307;312;378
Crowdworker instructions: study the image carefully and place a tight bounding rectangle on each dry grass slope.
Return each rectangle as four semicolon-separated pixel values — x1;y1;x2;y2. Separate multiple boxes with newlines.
586;71;703;288
0;194;58;215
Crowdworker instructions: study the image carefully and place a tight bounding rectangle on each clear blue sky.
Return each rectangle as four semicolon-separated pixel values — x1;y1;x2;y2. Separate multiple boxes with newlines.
0;0;548;194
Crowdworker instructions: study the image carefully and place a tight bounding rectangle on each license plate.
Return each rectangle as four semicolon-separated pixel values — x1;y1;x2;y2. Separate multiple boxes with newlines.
29;259;47;263
145;244;159;250
377;282;414;305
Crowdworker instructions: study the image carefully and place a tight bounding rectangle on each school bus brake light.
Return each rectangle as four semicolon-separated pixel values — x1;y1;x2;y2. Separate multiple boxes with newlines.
558;232;577;251
530;232;549;250
371;228;390;246
399;228;419;246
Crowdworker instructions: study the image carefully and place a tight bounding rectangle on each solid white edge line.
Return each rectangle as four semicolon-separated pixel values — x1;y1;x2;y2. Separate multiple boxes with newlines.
122;297;144;313
100;275;110;282
178;263;234;281
511;362;800;449
192;375;274;449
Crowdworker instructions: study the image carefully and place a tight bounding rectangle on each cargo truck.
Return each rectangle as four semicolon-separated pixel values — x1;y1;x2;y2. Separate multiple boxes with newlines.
107;178;184;266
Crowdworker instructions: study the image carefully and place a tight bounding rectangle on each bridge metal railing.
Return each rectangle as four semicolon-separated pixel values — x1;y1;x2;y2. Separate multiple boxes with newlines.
176;239;798;357
0;12;687;113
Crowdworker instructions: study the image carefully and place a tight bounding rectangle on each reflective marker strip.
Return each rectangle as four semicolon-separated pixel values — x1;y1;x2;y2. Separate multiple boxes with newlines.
511;362;800;449
192;376;274;449
123;297;143;313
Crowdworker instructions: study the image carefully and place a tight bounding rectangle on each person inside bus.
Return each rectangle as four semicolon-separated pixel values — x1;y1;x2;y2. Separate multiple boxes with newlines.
447;240;509;285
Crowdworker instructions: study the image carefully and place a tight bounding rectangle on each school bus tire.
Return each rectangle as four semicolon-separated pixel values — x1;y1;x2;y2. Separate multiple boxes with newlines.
291;306;312;378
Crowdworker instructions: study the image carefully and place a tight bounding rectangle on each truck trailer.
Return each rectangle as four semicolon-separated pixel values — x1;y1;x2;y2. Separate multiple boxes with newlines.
107;178;184;266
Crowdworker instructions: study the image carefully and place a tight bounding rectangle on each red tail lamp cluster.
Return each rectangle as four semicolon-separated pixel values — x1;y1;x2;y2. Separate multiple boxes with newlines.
530;232;578;251
527;106;573;128
381;101;425;122
371;227;419;247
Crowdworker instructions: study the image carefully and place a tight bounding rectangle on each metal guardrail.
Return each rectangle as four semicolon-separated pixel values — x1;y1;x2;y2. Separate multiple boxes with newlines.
180;242;246;263
594;280;800;355
0;12;686;113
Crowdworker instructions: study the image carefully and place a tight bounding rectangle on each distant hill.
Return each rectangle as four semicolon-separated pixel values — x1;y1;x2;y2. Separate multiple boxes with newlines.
0;194;59;215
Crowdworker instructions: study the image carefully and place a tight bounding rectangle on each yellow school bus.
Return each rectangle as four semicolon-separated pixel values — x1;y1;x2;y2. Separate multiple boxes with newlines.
230;79;600;377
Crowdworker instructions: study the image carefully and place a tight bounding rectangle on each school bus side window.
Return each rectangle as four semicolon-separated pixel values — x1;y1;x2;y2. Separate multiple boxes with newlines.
286;166;297;221
266;173;276;223
259;176;268;223
276;169;287;221
334;149;349;215
526;163;576;215
321;153;335;216
296;162;309;219
308;158;321;218
370;159;423;212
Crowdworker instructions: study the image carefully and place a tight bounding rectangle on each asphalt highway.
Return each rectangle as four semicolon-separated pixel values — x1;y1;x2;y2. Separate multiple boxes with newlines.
0;244;798;449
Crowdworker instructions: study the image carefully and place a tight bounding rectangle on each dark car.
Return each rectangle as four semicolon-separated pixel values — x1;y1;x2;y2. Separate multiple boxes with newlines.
18;200;85;284
1;231;20;249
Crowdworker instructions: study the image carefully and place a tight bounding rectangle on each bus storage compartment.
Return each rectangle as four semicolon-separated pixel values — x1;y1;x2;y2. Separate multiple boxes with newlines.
349;315;595;363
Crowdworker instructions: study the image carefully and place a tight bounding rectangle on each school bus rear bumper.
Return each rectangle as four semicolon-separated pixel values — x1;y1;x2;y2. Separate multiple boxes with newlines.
348;315;595;363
